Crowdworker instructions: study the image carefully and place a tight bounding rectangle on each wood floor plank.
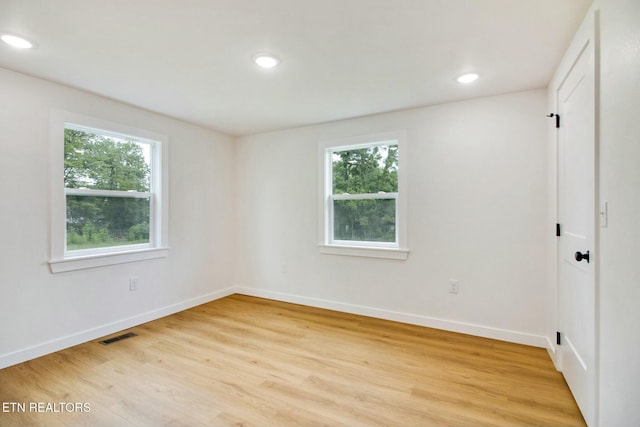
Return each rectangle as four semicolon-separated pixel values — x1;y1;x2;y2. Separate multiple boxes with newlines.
0;294;585;426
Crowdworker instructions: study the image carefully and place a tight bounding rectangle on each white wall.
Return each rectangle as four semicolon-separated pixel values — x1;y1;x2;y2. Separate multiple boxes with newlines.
0;68;236;368
596;0;640;425
235;89;549;346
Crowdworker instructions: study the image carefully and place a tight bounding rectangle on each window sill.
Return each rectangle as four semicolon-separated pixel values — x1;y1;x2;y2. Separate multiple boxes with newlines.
49;247;169;273
318;244;409;260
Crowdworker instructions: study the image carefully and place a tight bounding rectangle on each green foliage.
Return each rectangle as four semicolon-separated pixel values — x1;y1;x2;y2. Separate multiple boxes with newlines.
64;129;150;191
128;223;149;241
64;128;152;250
67;230;86;246
331;144;398;243
332;145;398;194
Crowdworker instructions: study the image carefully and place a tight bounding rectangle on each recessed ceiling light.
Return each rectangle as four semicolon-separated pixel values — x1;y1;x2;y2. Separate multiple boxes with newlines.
1;34;34;49
253;53;280;69
457;73;479;84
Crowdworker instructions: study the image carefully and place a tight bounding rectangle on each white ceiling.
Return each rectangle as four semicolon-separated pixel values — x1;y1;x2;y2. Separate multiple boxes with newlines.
0;0;591;136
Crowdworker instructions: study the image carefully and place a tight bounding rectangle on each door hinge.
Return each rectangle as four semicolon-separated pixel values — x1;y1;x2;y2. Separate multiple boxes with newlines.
556;331;562;345
547;113;560;128
556;223;561;237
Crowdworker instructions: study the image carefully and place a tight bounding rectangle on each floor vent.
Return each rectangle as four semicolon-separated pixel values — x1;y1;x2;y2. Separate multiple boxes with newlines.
99;332;137;345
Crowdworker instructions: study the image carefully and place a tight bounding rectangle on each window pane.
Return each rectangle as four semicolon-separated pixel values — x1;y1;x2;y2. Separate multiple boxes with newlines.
333;198;396;243
66;195;150;251
64;128;151;191
332;144;398;194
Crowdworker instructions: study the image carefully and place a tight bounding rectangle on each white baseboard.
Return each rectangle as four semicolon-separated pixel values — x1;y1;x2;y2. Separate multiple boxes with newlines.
0;286;235;370
236;287;548;348
1;285;550;370
546;336;560;370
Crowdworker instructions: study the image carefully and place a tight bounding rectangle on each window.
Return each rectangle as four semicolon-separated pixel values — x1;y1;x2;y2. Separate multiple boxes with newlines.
319;132;408;260
49;112;168;272
64;124;154;252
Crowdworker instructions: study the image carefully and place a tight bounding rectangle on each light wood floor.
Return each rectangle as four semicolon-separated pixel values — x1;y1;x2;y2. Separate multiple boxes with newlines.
0;294;585;427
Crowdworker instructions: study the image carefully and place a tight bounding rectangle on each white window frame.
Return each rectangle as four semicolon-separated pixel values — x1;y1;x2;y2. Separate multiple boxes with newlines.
318;131;409;260
49;111;169;273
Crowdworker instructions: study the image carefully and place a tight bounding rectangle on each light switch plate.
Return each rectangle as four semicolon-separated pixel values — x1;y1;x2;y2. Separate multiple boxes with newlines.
600;202;608;228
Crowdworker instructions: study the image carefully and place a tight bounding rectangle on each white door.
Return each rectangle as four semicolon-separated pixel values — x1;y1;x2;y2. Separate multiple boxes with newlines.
557;37;596;426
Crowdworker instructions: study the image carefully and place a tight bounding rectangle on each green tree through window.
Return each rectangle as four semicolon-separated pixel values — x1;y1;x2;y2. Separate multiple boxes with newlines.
331;144;398;243
64;127;152;251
